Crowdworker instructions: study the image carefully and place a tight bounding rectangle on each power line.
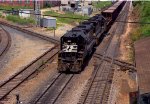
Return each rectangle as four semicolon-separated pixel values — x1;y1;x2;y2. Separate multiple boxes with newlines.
115;21;150;25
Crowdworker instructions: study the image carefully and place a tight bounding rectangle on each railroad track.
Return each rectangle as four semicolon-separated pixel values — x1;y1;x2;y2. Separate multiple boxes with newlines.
0;25;11;59
78;2;131;104
29;29;116;104
78;27;115;104
0;21;59;44
29;73;74;104
0;45;59;101
94;53;136;71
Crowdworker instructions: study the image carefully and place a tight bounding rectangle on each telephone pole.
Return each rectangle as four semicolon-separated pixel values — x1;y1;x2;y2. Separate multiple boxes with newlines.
34;0;41;27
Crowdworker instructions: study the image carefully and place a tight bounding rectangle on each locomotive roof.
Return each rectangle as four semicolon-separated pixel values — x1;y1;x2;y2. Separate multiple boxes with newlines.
62;29;86;38
82;20;93;24
91;15;103;20
77;25;93;30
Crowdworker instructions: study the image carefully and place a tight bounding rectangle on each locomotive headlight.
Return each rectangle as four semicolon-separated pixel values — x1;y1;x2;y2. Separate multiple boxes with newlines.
67;40;71;42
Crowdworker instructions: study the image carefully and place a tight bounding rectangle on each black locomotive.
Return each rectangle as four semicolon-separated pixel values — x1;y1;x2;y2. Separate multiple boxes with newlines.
57;1;126;73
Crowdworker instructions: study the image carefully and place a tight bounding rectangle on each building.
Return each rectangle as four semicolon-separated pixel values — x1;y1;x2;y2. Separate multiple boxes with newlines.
0;0;61;8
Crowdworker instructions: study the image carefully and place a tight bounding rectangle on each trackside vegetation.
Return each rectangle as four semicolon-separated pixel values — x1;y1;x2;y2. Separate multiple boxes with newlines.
44;10;89;24
92;1;112;9
0;5;35;25
6;15;35;25
131;1;150;41
0;5;31;11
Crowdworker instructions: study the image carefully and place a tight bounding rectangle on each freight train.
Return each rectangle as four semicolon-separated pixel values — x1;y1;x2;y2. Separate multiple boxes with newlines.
57;1;126;73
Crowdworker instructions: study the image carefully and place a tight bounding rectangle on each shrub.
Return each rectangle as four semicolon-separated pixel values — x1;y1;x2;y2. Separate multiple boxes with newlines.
131;1;150;41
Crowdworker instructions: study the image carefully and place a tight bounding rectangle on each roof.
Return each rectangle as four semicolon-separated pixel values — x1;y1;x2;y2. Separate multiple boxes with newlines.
135;37;150;94
108;7;117;10
102;1;123;13
102;9;115;13
62;29;86;38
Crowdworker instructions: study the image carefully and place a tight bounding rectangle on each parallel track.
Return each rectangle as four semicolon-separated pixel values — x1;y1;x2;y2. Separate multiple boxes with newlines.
78;24;115;104
0;45;59;101
78;2;131;104
94;53;136;70
0;21;59;44
29;73;74;104
0;25;11;59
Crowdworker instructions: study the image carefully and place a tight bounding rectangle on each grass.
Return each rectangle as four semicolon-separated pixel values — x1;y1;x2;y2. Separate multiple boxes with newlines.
131;1;150;41
0;5;31;11
44;10;89;24
0;13;2;17
6;15;35;25
92;1;112;9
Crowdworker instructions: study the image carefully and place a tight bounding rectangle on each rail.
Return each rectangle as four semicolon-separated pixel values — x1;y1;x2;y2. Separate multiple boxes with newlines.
0;45;59;101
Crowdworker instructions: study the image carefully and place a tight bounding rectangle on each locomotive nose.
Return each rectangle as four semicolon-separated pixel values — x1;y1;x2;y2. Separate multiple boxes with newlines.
66;63;71;68
66;63;73;71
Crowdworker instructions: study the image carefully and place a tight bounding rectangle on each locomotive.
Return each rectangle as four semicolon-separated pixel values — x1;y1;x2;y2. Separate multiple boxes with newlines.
57;1;126;72
57;15;106;72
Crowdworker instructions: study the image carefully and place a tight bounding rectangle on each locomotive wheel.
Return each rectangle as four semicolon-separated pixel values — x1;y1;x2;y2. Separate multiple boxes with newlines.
71;66;81;73
57;61;67;72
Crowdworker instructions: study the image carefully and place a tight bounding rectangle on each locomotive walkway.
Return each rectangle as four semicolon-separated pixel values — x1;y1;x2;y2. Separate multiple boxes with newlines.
135;37;150;103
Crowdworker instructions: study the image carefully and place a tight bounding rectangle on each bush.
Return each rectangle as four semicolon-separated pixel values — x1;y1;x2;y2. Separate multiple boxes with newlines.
132;1;150;41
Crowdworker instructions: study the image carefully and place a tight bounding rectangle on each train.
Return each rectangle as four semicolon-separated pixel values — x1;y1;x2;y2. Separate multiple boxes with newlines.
57;1;126;73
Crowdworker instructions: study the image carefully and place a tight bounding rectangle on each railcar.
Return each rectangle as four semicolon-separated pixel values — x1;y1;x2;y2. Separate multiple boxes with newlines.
101;1;126;29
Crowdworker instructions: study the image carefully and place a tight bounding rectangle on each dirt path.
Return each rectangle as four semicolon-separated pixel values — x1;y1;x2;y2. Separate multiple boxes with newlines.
115;2;137;104
0;25;53;85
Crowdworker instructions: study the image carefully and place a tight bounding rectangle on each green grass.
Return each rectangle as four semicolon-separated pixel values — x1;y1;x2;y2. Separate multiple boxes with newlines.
0;5;31;11
0;13;2;17
44;10;89;24
132;1;150;41
92;1;112;9
6;15;35;25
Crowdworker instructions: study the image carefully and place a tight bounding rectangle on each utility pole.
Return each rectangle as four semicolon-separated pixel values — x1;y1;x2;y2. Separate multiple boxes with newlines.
34;0;41;27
